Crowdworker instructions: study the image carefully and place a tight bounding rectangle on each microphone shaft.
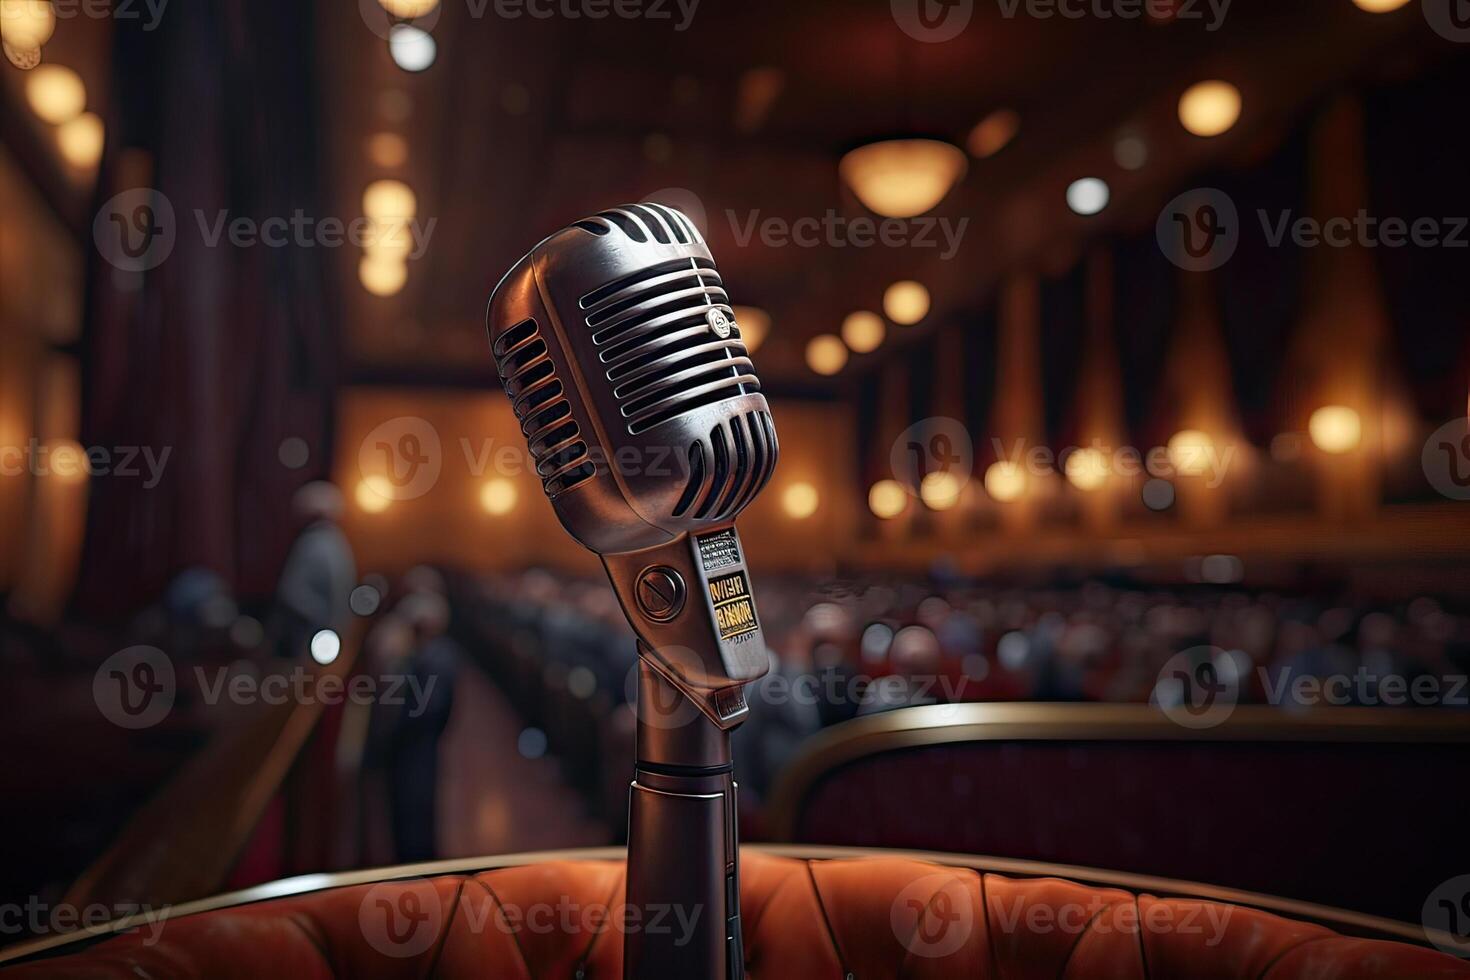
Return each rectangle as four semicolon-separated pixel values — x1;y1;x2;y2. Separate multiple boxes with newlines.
624;656;745;979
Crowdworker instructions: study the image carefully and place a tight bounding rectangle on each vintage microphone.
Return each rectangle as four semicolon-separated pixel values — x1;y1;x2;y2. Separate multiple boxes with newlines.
486;203;776;979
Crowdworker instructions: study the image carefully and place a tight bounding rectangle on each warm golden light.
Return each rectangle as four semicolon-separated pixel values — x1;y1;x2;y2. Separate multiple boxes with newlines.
868;479;908;519
968;109;1020;158
1064;447;1110;491
782;482;819;519
1179;80;1242;138
0;0;56;52
840;311;885;353
359;254;408;296
919;471;962;510
805;334;849;376
362;179;416;220
479;478;517;515
983;461;1026;502
377;0;439;15
365;218;413;259
839;139;967;218
42;439;88;483
367;132;409;168
24;63;84;124
1351;0;1410;10
1308;405;1362;454
883;281;930;325
730;306;769;353
356;476;393;513
1168;429;1215;476
56;112;103;168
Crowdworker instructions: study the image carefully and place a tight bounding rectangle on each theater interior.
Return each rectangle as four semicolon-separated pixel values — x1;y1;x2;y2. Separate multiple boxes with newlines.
3;0;1470;975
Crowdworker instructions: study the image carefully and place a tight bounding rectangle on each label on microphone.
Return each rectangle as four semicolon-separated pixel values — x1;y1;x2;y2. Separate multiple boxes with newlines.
708;571;758;641
695;529;742;573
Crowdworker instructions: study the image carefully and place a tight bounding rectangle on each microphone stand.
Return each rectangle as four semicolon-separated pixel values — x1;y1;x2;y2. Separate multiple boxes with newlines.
623;652;744;979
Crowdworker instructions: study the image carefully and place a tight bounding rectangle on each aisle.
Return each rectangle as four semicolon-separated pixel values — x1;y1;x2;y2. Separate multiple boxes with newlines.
436;661;613;857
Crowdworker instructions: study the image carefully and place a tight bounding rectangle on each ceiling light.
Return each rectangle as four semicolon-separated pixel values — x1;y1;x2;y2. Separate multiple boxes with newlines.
1351;0;1410;10
1308;406;1362;454
1167;429;1215;476
378;0;439;15
968;109;1020;158
920;471;962;510
367;132;409;168
0;0;55;51
24;63;84;124
868;480;908;519
1114;134;1148;170
984;461;1026;502
730;306;769;352
360;254;408;296
356;476;394;512
1066;177;1110;215
362;178;416;220
1179;80;1242;137
806;334;849;376
840;311;885;353
56;112;103;168
1064;447;1109;490
480;478;517;515
839;138;967;218
782;482;820;519
883;280;930;325
388;24;436;72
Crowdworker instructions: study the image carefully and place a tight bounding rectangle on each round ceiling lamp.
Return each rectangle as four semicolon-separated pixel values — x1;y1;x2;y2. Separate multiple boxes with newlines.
839;138;967;218
1178;80;1242;137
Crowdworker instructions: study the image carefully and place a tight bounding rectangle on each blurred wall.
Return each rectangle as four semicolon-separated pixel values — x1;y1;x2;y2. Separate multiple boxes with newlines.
0;148;86;618
335;388;853;577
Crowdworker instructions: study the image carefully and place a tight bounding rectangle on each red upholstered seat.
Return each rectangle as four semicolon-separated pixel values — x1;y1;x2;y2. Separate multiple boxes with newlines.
4;852;1465;978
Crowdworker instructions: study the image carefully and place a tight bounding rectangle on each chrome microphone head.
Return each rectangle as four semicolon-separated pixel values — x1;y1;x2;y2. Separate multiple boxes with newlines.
488;203;777;555
487;203;777;725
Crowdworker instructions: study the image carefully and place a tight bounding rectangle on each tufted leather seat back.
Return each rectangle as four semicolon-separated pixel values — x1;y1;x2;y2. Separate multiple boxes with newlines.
4;852;1466;978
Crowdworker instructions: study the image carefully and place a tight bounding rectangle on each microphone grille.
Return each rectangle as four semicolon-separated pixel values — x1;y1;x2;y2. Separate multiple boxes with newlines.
491;316;596;497
579;254;760;436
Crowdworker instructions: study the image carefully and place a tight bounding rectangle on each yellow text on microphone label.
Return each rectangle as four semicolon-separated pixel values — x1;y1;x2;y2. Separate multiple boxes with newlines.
708;572;758;640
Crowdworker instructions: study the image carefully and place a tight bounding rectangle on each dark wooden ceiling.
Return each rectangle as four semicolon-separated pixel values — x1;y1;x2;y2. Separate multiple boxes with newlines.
317;0;1445;391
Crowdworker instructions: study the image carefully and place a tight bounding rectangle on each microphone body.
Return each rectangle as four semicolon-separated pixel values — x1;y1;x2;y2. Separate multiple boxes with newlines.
487;203;777;979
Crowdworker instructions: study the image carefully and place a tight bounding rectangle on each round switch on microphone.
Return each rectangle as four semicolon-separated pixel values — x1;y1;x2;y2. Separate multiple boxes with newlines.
635;566;685;622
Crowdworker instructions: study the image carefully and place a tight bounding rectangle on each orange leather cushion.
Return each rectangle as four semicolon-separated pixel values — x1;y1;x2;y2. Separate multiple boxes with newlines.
5;853;1466;978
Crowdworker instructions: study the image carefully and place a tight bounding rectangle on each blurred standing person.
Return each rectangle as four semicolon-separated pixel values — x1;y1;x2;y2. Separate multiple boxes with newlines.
273;482;356;659
387;590;459;862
